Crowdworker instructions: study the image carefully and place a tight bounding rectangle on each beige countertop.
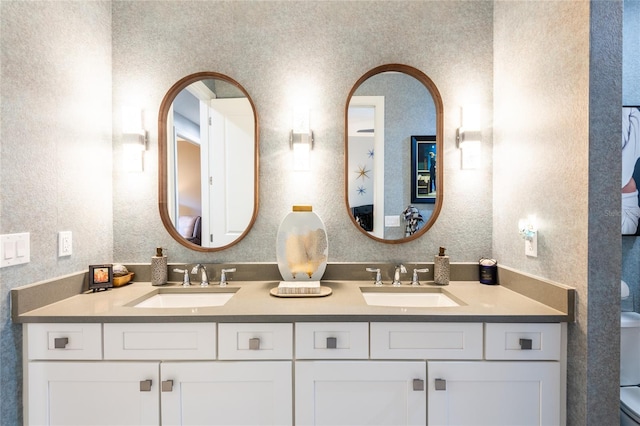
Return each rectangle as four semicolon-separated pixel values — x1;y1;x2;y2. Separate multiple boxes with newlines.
13;279;570;323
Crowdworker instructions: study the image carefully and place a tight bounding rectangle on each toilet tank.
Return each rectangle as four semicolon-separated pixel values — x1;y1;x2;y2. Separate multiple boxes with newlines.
621;312;640;386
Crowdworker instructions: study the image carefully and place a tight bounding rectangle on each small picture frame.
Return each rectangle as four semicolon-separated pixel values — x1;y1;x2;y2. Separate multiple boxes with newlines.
88;264;113;292
411;135;437;204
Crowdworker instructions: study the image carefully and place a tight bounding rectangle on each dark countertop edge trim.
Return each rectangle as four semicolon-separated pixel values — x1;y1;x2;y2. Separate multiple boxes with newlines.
14;314;570;324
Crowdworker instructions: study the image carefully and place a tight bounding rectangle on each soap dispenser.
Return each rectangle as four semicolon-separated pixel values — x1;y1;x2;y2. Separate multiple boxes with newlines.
434;246;450;286
151;247;167;286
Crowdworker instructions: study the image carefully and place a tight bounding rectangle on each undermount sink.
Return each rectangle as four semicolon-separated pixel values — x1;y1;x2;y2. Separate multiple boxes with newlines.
360;287;461;308
132;288;237;308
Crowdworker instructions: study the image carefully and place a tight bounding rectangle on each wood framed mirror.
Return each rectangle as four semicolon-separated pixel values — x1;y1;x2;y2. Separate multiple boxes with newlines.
158;72;259;251
345;64;443;243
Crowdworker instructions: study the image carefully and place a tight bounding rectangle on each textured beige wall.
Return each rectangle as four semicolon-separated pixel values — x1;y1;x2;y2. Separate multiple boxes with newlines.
111;0;494;264
0;1;623;424
494;2;621;425
0;1;113;423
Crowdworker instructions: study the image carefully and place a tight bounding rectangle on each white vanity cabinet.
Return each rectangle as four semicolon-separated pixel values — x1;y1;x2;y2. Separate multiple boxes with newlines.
427;360;560;426
296;361;426;426
427;322;564;426
27;361;160;425
24;322;293;426
24;323;160;425
295;322;426;426
24;321;564;426
161;323;293;426
160;361;292;426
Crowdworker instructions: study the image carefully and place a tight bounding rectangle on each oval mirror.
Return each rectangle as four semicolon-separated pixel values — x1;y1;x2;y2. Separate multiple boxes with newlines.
159;72;259;251
345;64;443;243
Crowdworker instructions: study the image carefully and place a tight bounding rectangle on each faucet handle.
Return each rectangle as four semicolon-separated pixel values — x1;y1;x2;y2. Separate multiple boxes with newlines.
173;267;191;287
220;268;236;287
366;268;383;286
411;268;429;286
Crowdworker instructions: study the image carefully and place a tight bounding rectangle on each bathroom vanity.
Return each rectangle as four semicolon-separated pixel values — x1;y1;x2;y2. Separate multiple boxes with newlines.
13;275;573;426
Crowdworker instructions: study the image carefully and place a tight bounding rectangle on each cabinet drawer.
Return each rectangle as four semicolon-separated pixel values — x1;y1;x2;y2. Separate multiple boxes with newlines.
295;322;369;359
485;323;561;360
218;323;293;360
26;323;102;360
370;322;483;360
103;323;216;360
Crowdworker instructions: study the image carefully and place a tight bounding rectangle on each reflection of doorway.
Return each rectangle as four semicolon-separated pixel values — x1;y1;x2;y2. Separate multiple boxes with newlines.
348;96;385;238
204;98;254;247
171;82;254;247
176;139;201;217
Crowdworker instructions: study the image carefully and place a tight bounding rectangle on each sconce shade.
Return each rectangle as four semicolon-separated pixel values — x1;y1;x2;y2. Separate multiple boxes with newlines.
457;105;482;170
122;106;147;150
290;130;314;171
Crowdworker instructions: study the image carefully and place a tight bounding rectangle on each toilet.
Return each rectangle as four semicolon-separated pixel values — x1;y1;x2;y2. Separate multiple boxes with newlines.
621;309;640;425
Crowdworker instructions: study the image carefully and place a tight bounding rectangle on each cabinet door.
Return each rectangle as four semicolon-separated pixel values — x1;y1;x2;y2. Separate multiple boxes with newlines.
428;361;560;426
27;361;159;426
296;361;426;426
161;361;292;426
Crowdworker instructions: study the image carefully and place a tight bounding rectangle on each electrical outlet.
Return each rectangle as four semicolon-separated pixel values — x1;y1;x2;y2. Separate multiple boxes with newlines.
525;231;538;257
58;231;72;257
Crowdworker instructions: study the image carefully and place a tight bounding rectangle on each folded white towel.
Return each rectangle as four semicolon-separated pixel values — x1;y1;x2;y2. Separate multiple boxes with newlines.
277;281;321;295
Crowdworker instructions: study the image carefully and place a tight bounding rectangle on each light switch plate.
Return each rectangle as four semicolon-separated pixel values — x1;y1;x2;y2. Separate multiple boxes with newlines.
58;231;72;257
384;215;400;227
0;232;30;267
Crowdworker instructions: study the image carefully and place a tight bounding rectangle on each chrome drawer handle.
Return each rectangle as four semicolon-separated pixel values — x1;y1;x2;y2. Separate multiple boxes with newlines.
161;380;173;392
139;380;152;392
54;337;69;349
434;379;447;391
519;338;533;350
326;337;337;349
412;379;424;391
249;337;260;350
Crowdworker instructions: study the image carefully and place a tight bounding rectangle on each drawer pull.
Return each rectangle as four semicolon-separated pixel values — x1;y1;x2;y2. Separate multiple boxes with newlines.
412;379;424;391
139;380;152;392
326;337;337;349
161;380;173;392
249;337;261;350
519;338;533;350
434;378;447;391
54;337;69;349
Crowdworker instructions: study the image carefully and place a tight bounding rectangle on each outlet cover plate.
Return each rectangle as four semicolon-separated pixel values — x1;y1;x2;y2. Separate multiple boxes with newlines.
58;231;72;257
525;232;538;257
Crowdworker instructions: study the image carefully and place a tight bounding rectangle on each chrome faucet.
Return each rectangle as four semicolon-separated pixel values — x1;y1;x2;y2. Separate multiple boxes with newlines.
191;264;210;287
173;267;191;286
411;268;430;286
220;268;236;287
366;267;383;286
392;264;407;287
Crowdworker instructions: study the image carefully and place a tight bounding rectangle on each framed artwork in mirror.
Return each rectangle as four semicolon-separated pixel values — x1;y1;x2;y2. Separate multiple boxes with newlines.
623;106;640;235
411;135;437;204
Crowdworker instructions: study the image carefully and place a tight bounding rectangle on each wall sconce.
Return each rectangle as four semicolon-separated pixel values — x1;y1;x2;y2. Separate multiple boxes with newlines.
290;108;314;171
518;215;538;257
122;106;147;172
456;105;481;170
